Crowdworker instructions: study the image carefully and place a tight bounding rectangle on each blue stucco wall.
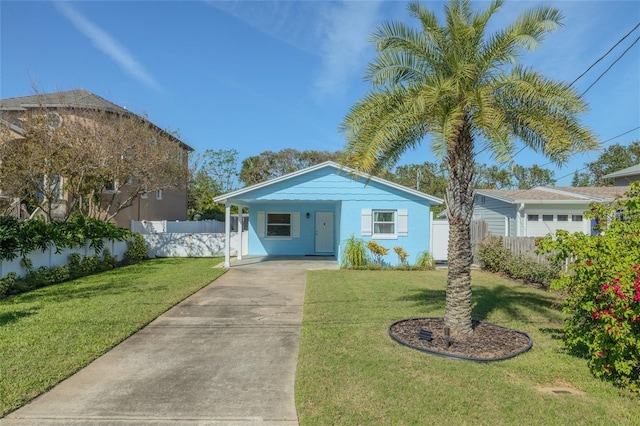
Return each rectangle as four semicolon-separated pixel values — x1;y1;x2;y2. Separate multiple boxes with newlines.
230;165;435;266
248;202;337;256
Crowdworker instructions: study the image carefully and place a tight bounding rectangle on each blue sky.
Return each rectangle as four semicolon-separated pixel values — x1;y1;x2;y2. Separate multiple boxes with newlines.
1;0;639;186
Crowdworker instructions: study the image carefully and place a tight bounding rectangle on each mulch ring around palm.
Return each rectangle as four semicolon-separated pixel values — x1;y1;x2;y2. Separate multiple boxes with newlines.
389;317;532;362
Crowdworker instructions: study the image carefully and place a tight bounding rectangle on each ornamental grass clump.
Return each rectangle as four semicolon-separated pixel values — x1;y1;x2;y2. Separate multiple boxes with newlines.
415;250;435;270
537;182;640;392
341;234;367;269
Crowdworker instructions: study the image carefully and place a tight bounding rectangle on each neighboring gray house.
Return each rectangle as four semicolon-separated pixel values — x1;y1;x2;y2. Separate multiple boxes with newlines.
474;186;630;237
603;164;640;186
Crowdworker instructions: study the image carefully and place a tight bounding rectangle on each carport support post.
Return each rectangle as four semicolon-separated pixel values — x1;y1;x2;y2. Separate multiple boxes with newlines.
224;203;231;267
237;207;243;261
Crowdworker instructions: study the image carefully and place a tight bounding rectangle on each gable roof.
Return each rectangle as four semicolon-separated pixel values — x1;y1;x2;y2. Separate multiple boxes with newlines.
603;164;640;179
214;161;444;205
0;89;193;151
476;186;630;204
0;89;128;114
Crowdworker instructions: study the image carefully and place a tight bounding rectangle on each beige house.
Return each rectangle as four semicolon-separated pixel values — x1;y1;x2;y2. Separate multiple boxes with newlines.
0;89;193;228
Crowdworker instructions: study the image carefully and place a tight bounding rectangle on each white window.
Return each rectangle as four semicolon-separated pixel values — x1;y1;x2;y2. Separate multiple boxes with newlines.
527;214;539;221
542;214;553;222
362;208;407;238
104;181;119;193
572;215;583;222
557;215;568;221
373;210;396;237
257;211;299;238
267;213;291;237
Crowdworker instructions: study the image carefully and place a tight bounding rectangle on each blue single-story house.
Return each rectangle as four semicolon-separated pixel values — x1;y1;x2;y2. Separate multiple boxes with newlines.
213;161;443;267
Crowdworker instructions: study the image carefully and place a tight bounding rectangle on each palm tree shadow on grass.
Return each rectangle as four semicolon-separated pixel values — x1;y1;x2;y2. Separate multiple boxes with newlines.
398;283;563;326
0;308;38;327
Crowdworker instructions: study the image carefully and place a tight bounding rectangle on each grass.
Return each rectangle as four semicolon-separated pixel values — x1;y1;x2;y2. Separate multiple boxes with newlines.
0;257;225;417
295;269;640;425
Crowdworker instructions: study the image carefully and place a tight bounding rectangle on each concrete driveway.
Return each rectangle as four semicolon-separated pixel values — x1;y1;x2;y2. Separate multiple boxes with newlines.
2;256;338;425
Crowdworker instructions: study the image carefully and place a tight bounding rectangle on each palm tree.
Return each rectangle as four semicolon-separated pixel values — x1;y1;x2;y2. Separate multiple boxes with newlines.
340;0;597;336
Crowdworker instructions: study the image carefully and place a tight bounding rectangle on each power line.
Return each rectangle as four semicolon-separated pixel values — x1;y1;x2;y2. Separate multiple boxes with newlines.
570;22;640;87
538;126;640;169
581;35;640;96
553;130;640;182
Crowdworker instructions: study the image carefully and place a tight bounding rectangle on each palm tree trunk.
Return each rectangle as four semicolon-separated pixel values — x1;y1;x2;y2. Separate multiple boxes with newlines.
444;118;475;336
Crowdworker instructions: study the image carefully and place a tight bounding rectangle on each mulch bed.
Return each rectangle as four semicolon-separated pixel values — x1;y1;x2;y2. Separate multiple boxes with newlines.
389;317;532;361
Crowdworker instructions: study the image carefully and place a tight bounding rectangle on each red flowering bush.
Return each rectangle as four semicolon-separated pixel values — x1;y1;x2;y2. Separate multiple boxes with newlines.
537;182;640;392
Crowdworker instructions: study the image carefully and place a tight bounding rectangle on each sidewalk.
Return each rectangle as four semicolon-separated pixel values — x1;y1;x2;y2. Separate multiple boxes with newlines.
2;256;338;425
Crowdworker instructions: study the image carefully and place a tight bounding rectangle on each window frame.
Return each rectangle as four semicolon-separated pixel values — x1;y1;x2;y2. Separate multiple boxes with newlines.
266;212;292;238
372;209;397;239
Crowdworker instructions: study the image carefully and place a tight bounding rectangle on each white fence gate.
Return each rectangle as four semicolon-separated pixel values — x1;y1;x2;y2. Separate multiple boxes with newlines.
430;216;450;262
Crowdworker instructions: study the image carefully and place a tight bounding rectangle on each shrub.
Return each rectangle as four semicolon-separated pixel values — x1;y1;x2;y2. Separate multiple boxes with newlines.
415;250;435;270
68;253;83;279
25;266;53;289
49;265;70;283
537;182;640;393
80;255;100;275
393;246;409;265
0;216;21;261
99;249;118;271
366;240;389;265
477;236;511;272
478;236;559;287
0;215;130;262
124;233;149;264
0;272;18;298
341;235;368;269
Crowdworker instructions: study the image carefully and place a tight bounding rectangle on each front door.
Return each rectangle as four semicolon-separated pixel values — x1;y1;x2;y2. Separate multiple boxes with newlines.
315;212;334;253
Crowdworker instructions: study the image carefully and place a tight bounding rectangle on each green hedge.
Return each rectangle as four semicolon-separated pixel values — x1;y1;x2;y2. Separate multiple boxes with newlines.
477;235;560;288
0;215;130;261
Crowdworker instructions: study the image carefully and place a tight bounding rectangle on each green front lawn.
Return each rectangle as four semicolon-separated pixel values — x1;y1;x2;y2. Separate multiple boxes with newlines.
296;270;640;425
0;258;225;417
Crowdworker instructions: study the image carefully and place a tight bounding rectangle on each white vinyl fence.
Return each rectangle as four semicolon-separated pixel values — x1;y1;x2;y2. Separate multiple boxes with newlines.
131;219;249;258
0;239;129;279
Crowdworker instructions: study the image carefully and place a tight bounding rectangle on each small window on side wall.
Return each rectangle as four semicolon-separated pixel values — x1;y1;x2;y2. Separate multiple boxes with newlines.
557;214;568;221
572;215;583;222
527;214;539;221
542;214;553;222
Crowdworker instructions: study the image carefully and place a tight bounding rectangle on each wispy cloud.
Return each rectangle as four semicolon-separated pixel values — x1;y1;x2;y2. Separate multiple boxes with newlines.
54;2;160;91
313;1;383;98
204;0;382;98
